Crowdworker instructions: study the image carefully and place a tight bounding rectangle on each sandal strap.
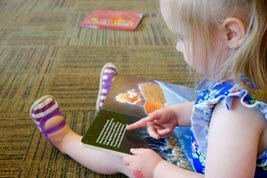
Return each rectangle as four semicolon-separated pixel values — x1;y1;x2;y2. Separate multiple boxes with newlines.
43;119;66;136
38;109;65;135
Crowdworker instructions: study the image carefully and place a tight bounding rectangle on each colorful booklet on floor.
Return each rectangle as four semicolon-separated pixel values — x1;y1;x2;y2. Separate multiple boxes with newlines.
81;75;196;156
80;10;144;31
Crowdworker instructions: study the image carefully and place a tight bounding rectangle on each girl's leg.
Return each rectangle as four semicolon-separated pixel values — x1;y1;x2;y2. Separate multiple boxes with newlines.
30;95;132;177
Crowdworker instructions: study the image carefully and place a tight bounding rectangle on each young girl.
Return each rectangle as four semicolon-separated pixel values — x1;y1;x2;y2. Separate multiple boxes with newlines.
30;0;267;177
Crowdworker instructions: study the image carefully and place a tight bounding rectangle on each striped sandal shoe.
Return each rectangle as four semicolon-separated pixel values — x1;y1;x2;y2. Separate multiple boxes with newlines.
96;62;118;112
30;95;66;146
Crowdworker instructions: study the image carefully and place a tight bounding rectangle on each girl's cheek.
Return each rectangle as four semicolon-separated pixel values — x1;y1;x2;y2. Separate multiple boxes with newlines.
176;40;183;53
176;41;189;63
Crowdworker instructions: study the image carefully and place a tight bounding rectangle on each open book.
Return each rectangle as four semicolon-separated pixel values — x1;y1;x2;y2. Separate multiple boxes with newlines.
81;75;196;157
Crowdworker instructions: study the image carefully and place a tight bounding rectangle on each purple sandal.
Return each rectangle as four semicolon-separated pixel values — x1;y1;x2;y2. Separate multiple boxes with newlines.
96;62;118;112
30;95;66;145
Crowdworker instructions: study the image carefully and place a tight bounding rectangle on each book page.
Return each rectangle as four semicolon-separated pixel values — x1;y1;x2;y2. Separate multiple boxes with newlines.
81;110;151;156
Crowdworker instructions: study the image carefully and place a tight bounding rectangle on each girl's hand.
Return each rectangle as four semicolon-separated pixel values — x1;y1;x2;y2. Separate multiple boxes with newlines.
123;148;163;178
127;107;178;139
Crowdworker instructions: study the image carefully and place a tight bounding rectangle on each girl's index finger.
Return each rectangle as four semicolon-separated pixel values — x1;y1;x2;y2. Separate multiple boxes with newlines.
126;117;148;130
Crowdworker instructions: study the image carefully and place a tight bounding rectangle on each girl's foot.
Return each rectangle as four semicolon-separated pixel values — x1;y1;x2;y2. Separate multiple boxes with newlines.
30;95;71;153
96;62;118;112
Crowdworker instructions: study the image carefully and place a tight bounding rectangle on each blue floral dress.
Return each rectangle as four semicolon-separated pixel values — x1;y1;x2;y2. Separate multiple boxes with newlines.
152;76;267;177
191;75;267;177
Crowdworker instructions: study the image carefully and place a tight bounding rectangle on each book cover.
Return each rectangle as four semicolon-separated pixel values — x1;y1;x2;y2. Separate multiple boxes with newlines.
80;10;144;31
81;75;197;157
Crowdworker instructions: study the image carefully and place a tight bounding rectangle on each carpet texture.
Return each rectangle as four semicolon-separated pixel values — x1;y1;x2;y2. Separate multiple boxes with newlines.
0;0;194;177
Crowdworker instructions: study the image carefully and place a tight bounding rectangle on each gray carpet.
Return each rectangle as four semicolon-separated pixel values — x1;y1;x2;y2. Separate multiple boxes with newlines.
0;0;194;177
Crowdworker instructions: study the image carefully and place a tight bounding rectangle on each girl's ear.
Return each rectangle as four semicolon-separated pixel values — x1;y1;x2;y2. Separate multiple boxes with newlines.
223;18;246;49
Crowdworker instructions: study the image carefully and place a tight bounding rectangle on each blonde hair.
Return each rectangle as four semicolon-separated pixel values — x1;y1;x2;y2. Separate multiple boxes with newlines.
160;0;267;101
